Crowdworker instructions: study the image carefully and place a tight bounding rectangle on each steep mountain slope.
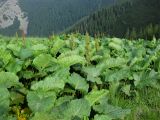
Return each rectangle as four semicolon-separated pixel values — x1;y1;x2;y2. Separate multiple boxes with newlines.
19;0;115;36
0;0;115;36
67;0;160;39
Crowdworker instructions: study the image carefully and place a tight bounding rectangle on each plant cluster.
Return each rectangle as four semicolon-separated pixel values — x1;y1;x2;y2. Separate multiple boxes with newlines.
0;34;160;120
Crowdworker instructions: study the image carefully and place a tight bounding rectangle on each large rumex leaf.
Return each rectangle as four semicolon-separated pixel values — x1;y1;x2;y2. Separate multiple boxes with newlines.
50;39;65;56
6;58;23;74
67;99;91;118
83;65;102;83
57;55;86;67
27;90;56;112
0;48;12;66
31;76;65;91
0;88;10;116
94;115;112;120
33;54;56;71
93;99;131;119
0;71;21;88
67;73;89;93
51;98;91;119
31;44;48;55
85;89;109;106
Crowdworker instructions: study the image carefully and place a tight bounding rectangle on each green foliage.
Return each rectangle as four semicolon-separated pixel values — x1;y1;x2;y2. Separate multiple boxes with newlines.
66;99;91;118
0;72;20;88
0;48;12;67
33;54;56;71
6;58;23;74
93;100;131;119
0;88;10;116
19;48;33;60
85;90;109;106
67;73;89;93
51;39;65;56
94;115;112;120
27;91;56;112
31;76;65;91
57;55;86;67
0;35;159;120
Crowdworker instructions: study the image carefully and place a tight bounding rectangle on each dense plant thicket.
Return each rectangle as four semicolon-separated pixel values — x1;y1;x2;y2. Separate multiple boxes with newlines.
0;34;160;120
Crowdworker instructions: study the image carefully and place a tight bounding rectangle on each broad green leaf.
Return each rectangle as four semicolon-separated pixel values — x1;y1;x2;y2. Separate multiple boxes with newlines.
7;44;21;56
83;66;102;83
27;90;56;112
91;55;103;61
93;101;130;119
105;68;131;82
31;44;48;55
67;99;91;118
33;54;56;71
83;66;101;78
105;57;127;68
67;73;89;93
121;85;131;96
31;76;65;91
10;89;27;107
87;75;102;84
57;50;79;59
31;112;56;120
94;115;112;120
6;58;23;74
10;90;25;105
55;96;74;106
133;72;141;86
108;42;122;51
57;55;86;67
19;48;33;60
0;48;12;66
0;88;10;116
111;38;123;45
23;59;32;69
52;67;70;82
31;44;48;51
52;99;91;119
137;70;160;89
51;40;65;56
51;101;71;119
21;71;35;79
0;71;20;88
85;89;109;106
0;116;17;120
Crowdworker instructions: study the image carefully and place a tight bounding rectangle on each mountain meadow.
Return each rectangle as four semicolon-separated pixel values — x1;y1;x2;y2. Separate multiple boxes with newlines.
0;0;160;120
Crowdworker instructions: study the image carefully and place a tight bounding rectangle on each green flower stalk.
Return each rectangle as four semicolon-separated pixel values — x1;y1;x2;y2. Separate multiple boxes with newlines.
70;34;76;50
95;36;100;52
15;32;19;41
85;32;91;63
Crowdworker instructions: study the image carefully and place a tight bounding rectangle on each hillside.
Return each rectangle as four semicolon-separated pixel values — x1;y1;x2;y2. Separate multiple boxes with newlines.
0;0;115;36
67;0;160;39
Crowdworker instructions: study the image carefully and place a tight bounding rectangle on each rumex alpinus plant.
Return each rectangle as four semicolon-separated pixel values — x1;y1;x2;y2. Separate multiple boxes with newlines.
85;32;91;63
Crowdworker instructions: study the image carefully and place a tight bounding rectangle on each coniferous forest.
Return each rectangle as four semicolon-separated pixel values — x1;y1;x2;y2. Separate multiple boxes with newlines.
67;0;160;39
